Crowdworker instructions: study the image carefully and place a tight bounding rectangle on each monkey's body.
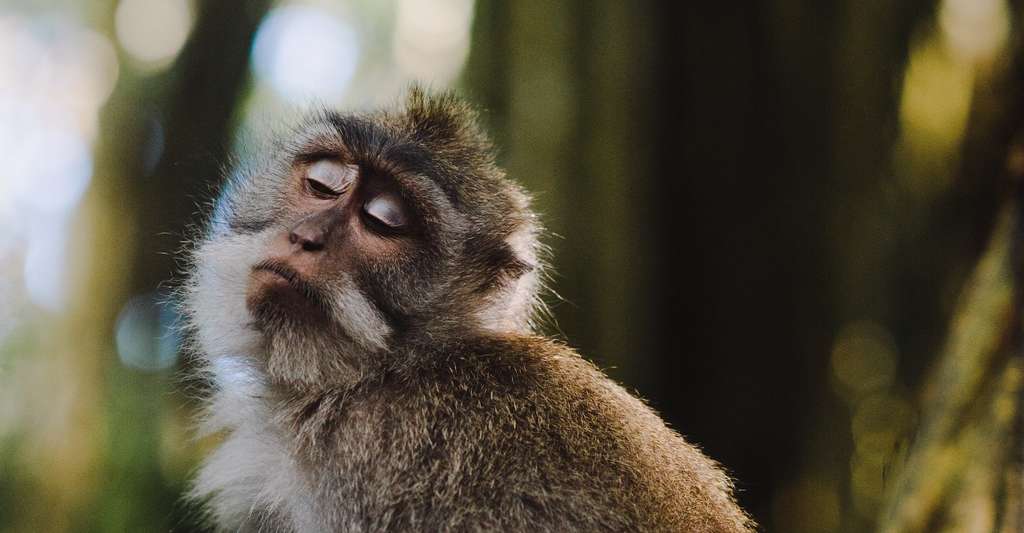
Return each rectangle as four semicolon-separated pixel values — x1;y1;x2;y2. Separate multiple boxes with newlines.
183;89;753;532
198;334;748;532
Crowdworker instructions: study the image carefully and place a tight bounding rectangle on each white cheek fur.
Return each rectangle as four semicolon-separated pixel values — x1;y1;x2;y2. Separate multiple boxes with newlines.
324;274;390;352
192;385;319;532
186;230;274;361
187;228;323;530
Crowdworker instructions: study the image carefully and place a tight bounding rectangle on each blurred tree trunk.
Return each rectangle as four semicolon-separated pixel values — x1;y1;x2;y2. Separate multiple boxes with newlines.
464;1;657;390
878;13;1024;532
68;2;271;531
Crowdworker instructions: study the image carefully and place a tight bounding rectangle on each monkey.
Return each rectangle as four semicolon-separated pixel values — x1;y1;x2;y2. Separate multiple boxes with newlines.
180;87;755;532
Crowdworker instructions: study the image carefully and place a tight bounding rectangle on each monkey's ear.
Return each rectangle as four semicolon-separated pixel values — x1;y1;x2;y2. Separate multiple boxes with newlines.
502;249;535;280
476;240;535;289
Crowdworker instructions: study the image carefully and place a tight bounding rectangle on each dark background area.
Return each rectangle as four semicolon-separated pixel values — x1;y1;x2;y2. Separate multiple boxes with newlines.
0;1;1021;532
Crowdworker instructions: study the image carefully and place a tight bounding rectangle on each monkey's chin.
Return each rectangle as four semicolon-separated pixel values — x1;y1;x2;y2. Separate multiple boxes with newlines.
245;270;370;387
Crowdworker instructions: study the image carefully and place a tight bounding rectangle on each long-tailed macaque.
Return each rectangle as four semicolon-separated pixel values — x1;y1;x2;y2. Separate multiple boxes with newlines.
181;88;755;532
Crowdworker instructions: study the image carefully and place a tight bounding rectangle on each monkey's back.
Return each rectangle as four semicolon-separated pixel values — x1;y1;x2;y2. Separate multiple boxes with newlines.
298;334;753;532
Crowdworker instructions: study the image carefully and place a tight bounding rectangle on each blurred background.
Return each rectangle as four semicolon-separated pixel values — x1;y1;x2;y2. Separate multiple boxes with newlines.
0;0;1022;531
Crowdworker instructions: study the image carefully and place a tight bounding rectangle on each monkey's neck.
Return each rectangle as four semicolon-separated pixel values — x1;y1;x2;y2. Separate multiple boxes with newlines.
259;331;383;391
208;332;526;445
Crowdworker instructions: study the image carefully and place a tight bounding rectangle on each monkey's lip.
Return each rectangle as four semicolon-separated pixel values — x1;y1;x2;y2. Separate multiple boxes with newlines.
246;259;331;326
247;259;325;317
251;260;308;291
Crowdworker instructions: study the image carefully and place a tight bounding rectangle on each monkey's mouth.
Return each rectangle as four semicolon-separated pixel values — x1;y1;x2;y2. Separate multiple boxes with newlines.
247;260;327;319
253;260;303;286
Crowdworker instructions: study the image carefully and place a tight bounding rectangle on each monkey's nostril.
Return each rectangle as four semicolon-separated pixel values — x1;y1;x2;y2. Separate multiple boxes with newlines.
287;211;333;253
287;228;325;253
301;240;323;252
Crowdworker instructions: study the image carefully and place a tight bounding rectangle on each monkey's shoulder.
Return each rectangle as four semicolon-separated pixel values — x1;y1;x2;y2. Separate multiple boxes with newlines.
274;334;753;532
373;334;754;532
389;334;660;434
399;333;609;401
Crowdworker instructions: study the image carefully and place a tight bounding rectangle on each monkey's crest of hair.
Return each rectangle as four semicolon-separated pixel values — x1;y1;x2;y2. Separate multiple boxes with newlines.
177;86;754;533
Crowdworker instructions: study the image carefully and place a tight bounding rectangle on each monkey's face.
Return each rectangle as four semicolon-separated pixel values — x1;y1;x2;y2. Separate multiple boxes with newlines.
185;92;541;386
243;154;431;351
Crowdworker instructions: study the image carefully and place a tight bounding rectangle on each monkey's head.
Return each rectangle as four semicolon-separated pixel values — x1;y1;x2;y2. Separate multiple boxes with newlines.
183;88;543;387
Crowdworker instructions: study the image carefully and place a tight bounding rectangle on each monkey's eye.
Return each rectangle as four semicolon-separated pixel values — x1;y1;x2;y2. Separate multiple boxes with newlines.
305;160;357;198
363;193;407;230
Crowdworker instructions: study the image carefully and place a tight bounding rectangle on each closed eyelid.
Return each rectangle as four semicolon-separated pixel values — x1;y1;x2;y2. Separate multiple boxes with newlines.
363;193;407;228
306;160;358;192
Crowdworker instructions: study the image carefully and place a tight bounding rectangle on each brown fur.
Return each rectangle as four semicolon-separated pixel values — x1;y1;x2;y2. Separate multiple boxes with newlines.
182;87;755;532
267;335;753;532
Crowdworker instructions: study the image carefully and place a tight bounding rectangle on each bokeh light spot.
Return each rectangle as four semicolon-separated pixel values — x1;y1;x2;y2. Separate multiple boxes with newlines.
831;320;898;399
115;292;182;372
394;0;474;85
23;219;71;312
852;393;914;457
115;0;193;69
899;37;973;162
939;0;1010;62
0;14;119;323
252;5;360;103
21;127;94;214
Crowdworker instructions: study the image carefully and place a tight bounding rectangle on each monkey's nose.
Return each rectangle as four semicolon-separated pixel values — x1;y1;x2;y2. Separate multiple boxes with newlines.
289;221;326;252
